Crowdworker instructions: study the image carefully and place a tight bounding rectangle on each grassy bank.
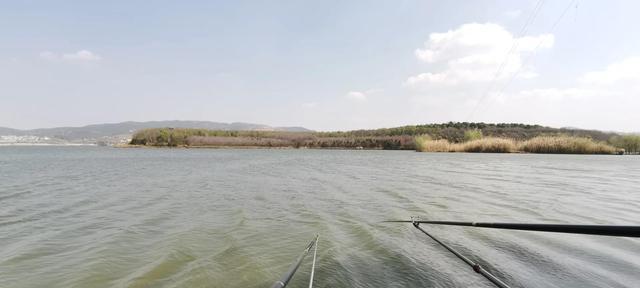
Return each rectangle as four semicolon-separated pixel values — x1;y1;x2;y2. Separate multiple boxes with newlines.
415;135;620;154
130;128;415;149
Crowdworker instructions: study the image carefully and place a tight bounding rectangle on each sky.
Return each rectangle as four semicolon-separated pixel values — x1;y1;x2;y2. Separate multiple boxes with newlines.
1;0;639;132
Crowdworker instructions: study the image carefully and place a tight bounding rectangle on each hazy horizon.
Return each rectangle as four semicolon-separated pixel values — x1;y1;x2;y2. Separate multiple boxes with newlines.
0;119;629;134
2;1;639;132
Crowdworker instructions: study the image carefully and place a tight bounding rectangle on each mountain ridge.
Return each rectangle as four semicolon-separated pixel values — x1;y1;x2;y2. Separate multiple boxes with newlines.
0;120;311;142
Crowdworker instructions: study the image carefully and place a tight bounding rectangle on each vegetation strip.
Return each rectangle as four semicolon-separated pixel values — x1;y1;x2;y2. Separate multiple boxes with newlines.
129;122;638;154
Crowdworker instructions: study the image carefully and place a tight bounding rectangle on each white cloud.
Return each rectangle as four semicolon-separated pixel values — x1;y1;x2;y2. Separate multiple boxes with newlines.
581;57;640;86
513;57;640;102
345;89;381;101
39;50;102;62
346;91;367;101
523;57;640;100
406;72;455;86
408;23;553;87
469;56;640;131
301;102;318;108
63;50;101;61
402;22;639;131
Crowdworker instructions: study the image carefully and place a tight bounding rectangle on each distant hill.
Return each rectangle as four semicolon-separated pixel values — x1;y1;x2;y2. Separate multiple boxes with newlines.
0;120;311;141
0;127;23;135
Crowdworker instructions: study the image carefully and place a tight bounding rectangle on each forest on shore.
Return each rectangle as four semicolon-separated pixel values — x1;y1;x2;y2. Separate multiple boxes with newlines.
128;122;640;154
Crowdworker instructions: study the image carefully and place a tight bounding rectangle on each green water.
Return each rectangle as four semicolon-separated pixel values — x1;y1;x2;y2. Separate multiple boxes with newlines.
1;146;639;287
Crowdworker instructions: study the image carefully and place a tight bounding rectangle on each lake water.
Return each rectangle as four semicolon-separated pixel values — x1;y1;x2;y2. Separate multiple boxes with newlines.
1;146;639;287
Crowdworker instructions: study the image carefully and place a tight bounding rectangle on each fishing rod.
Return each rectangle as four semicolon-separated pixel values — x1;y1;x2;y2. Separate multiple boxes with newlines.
412;221;511;288
385;220;640;237
308;235;319;288
387;219;640;288
271;235;319;288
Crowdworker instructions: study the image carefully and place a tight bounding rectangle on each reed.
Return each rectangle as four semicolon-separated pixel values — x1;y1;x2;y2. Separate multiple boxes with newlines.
415;135;618;154
415;136;452;152
416;136;516;153
519;136;618;154
461;137;516;153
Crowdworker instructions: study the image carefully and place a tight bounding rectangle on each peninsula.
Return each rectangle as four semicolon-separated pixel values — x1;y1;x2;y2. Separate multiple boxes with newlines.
128;122;639;154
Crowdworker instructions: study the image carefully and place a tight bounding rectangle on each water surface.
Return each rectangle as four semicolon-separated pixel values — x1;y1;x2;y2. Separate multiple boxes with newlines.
1;147;639;287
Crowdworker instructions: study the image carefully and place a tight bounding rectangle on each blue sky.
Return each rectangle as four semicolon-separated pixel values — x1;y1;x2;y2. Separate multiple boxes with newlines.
1;0;639;131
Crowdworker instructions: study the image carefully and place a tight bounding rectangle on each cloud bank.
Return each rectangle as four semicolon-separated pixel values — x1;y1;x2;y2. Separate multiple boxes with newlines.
407;23;553;87
401;22;639;131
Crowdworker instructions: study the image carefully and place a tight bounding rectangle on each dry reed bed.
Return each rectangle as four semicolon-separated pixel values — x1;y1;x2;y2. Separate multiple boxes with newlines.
462;138;516;153
415;138;453;152
519;136;617;154
416;136;619;154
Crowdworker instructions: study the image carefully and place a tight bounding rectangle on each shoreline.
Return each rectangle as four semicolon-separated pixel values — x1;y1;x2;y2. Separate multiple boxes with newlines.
0;143;97;147
112;144;627;155
113;143;380;150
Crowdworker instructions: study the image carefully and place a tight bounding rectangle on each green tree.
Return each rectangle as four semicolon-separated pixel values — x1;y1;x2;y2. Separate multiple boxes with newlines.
464;129;483;142
610;135;640;154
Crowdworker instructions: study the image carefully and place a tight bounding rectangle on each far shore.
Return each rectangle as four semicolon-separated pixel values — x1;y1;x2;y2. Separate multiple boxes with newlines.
114;143;379;150
124;124;638;155
0;143;97;147
113;143;629;155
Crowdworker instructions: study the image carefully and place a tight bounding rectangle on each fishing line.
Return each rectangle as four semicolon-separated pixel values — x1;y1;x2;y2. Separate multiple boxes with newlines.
466;0;545;121
488;0;578;109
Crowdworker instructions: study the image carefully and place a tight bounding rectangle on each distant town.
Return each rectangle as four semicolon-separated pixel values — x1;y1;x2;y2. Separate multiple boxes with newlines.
0;135;130;146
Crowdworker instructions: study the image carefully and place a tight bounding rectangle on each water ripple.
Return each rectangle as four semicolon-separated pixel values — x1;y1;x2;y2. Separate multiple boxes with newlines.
0;147;639;287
